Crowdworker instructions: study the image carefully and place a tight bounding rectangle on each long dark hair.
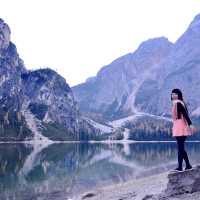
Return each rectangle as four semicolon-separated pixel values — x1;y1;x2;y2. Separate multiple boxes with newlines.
171;88;189;115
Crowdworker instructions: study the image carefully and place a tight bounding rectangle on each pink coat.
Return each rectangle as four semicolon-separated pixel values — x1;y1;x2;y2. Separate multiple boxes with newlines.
171;99;191;137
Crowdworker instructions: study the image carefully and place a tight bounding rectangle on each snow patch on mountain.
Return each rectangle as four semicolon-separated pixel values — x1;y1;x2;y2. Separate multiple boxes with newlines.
83;117;113;134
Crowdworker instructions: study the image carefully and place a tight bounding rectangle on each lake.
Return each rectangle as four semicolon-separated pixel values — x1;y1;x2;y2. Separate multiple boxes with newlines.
0;141;200;200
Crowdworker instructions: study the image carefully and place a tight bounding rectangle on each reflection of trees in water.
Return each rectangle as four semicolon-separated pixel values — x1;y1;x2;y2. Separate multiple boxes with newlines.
1;142;200;199
0;142;109;198
40;143;107;171
111;143;200;167
125;143;177;166
37;143;107;194
0;143;32;190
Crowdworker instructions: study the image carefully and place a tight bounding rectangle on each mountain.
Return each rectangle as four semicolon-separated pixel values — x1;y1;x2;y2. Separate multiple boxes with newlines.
72;37;172;120
0;18;32;141
0;18;106;141
2;13;200;142
146;13;200;117
72;13;200;122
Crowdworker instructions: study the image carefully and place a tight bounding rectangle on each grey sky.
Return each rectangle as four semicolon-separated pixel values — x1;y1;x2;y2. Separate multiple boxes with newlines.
0;0;200;86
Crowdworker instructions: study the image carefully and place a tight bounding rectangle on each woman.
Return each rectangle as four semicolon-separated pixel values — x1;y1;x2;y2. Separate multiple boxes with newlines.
171;88;195;171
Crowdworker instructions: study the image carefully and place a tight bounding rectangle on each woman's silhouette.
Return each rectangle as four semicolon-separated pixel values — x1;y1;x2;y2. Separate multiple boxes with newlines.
171;88;194;171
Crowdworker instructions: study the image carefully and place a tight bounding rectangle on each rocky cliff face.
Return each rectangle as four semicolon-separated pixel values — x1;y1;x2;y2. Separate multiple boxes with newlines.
142;13;200;117
21;69;79;130
72;37;172;120
0;18;103;141
0;19;27;111
0;19;32;141
72;13;200;121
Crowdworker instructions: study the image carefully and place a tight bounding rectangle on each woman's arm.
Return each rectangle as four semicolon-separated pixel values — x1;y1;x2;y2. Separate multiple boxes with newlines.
177;102;192;125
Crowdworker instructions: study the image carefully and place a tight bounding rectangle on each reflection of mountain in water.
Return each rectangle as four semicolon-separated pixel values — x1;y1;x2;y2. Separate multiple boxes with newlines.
0;142;200;199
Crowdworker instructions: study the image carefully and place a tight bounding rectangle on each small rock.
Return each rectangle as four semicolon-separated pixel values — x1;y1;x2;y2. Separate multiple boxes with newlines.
142;194;158;200
81;192;96;199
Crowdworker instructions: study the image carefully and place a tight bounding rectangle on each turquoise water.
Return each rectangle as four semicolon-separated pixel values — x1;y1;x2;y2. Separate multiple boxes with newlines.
0;141;200;199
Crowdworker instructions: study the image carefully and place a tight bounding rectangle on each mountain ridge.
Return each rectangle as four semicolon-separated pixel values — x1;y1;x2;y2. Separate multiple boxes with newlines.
72;13;200;122
0;18;106;141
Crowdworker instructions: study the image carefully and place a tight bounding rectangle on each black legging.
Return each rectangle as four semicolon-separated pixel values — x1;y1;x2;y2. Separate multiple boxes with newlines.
175;136;191;168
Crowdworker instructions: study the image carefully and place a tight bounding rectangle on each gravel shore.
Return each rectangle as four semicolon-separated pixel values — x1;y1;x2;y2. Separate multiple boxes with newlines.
75;165;200;200
75;172;169;200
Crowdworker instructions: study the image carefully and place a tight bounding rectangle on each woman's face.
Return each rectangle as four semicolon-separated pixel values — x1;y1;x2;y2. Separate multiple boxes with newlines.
171;92;178;100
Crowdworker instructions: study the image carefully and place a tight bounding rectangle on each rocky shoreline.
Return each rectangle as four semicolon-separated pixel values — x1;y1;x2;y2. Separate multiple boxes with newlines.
75;165;200;200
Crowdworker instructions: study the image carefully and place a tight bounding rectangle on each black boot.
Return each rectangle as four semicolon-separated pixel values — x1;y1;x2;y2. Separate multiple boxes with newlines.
173;167;183;172
185;164;192;170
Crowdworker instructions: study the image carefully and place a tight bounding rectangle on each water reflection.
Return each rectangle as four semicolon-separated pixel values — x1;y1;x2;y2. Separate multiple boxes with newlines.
0;142;200;199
